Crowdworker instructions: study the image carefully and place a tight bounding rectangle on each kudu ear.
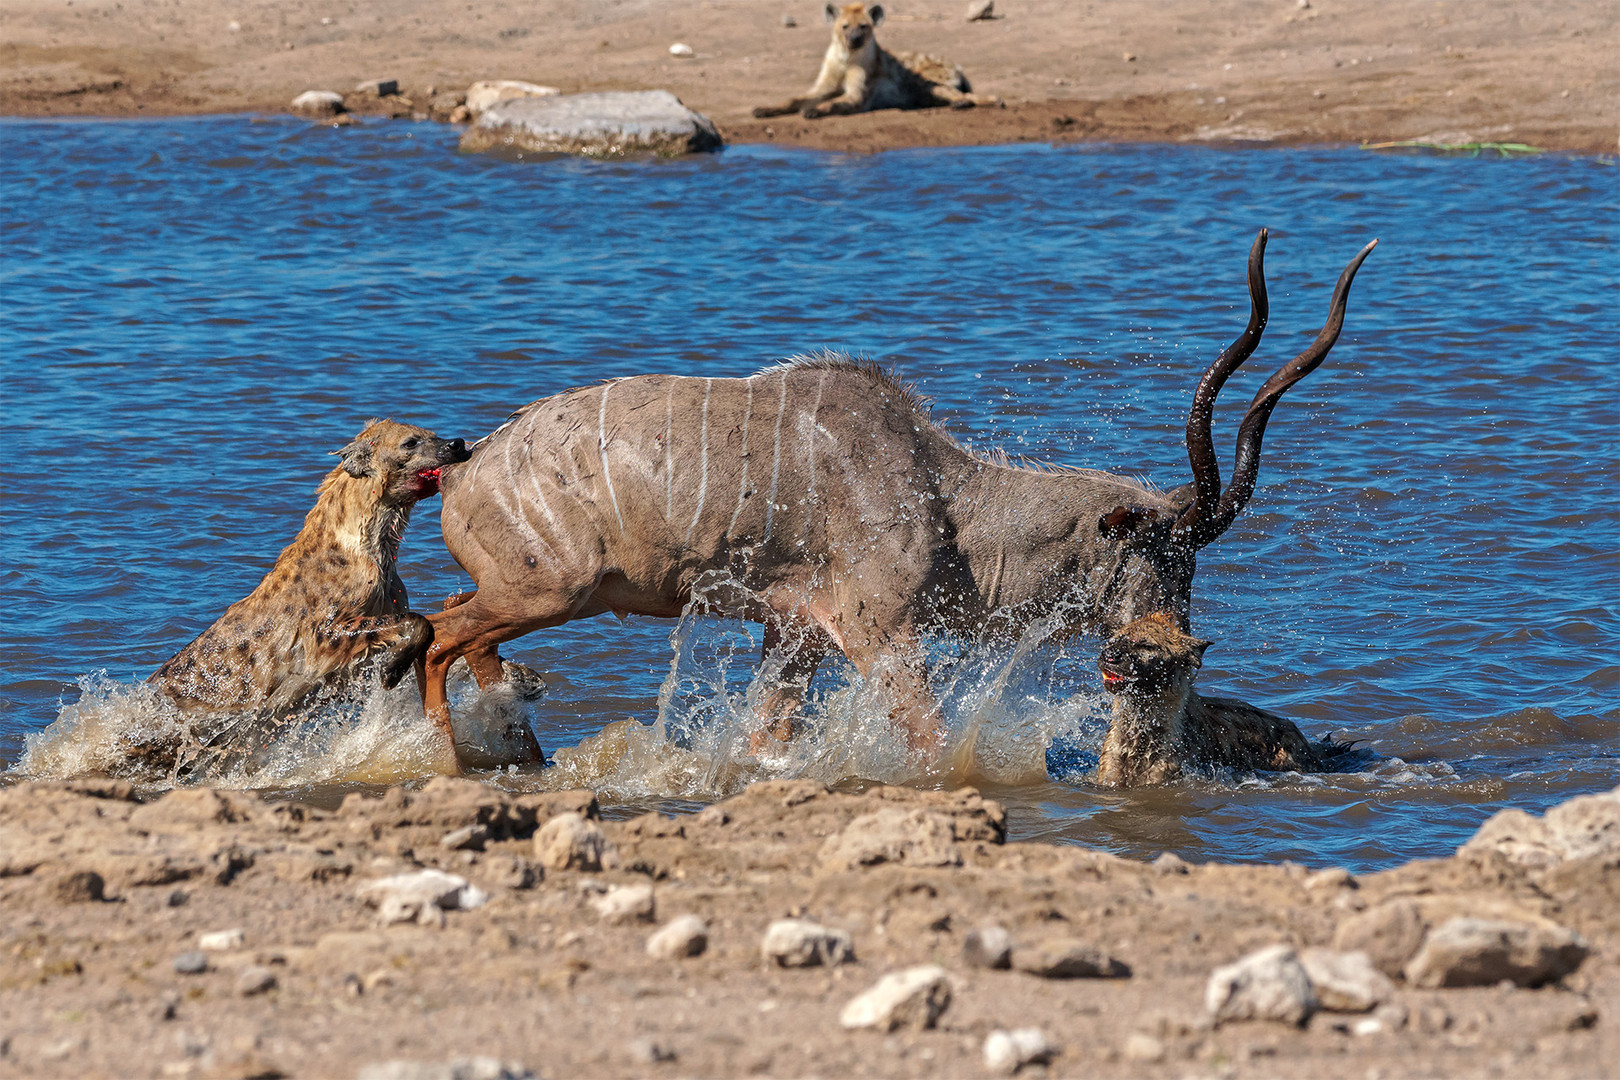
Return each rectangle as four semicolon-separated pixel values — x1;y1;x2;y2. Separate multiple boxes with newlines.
1097;505;1159;538
333;437;376;479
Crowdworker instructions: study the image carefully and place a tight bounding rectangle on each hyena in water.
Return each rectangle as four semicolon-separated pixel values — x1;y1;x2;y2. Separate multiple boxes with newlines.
754;2;994;119
1094;613;1357;786
145;420;540;770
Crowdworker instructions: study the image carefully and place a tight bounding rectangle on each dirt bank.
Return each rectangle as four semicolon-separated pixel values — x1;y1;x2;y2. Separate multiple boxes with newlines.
1;778;1615;1078
1;0;1615;154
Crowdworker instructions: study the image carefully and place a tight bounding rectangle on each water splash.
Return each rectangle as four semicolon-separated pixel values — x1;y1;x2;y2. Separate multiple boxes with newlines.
13;667;537;789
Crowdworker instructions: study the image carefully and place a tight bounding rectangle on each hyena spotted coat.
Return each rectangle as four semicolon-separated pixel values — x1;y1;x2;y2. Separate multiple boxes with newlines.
151;420;472;722
1094;613;1356;786
754;2;991;119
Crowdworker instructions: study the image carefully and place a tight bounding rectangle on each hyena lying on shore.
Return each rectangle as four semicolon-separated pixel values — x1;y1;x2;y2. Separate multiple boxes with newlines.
1094;613;1358;786
754;2;994;119
143;420;541;771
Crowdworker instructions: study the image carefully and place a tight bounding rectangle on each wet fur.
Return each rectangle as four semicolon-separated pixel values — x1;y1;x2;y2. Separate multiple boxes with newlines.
146;420;481;763
753;2;990;119
1095;613;1353;786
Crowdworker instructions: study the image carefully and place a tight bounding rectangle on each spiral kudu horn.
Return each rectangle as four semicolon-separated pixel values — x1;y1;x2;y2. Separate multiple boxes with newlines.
1170;229;1270;548
1173;236;1378;550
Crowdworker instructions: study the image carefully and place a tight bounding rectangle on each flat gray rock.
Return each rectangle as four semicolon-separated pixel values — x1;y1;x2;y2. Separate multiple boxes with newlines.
1404;917;1589;988
460;91;722;158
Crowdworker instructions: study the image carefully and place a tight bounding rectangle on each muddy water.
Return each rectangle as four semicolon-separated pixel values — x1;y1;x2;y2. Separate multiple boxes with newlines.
2;118;1614;870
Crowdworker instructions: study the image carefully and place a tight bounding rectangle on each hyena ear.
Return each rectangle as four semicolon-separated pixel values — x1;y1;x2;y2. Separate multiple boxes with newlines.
824;2;838;22
869;3;885;26
333;437;376;479
1097;505;1158;538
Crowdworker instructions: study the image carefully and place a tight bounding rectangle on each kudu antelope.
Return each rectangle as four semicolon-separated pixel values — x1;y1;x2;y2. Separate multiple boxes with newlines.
423;231;1375;771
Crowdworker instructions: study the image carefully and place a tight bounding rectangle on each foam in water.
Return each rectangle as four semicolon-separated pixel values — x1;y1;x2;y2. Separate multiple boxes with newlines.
533;575;1119;800
17;570;1410;800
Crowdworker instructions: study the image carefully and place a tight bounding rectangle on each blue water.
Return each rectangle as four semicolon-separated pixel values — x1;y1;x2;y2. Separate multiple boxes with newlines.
2;116;1615;870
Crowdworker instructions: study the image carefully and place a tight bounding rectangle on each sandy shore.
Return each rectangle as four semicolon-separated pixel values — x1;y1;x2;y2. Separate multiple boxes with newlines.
1;778;1615;1078
2;0;1615;153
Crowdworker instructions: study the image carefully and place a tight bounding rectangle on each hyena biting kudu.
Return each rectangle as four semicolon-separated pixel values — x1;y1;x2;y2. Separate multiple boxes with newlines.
145;420;546;770
423;231;1375;771
753;2;993;120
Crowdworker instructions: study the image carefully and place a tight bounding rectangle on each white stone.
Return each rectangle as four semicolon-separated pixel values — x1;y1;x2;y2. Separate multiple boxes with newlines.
966;0;996;21
290;90;344;116
760;918;855;967
461;91;722;159
197;928;244;951
356;1060;533;1080
357;869;484;926
1299;948;1394;1012
592;883;655;924
464;80;559;117
839;965;952;1031
646;914;708;959
1122;1032;1165;1060
533;812;613;871
1205;945;1317;1026
983;1028;1053;1074
669;43;695;58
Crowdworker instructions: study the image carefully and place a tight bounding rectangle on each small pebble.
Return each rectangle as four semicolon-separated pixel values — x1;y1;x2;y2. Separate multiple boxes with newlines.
761;918;855;967
840;966;952;1031
1122;1032;1165;1061
534;813;614;871
592;883;656;924
440;824;490;851
647;914;708;959
50;870;105;904
173;952;209;975
235;966;277;996
781;13;797;28
983;1028;1053;1074
669;43;695;58
198;928;244;951
963;925;1013;969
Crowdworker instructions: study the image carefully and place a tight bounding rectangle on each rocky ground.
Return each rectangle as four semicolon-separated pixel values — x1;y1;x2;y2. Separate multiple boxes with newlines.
1;0;1615;154
1;778;1615;1079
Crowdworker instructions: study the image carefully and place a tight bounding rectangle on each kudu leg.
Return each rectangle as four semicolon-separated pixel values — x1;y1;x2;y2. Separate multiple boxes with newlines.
748;616;833;753
423;593;562;772
838;625;943;756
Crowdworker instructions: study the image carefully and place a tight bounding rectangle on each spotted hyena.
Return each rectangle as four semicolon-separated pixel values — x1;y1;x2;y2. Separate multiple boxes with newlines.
1093;613;1356;786
145;420;511;764
754;2;993;119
